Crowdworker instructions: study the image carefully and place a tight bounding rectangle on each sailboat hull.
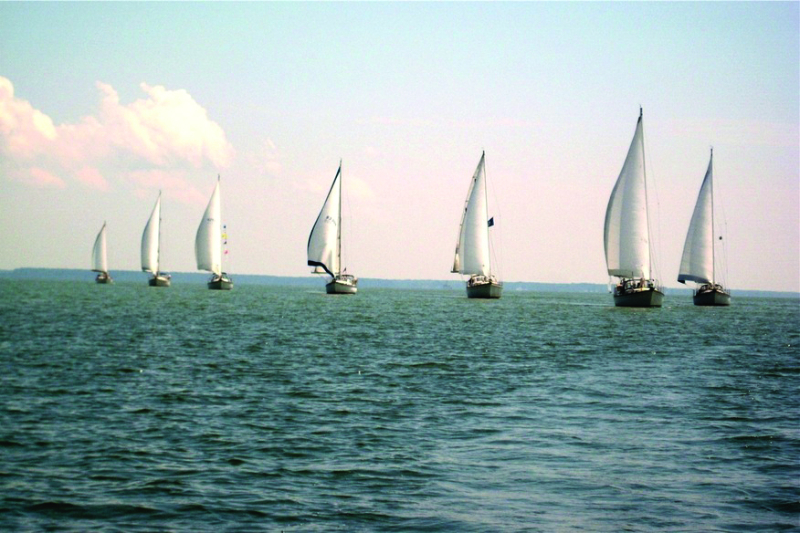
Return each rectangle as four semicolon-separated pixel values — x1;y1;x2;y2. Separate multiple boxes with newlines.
95;273;113;284
326;278;358;294
613;287;664;307
148;274;171;288
208;277;233;290
693;289;730;306
466;281;503;299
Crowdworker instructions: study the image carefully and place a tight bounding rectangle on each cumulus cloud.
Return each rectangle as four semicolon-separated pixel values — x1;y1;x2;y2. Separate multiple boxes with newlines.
0;77;57;159
95;82;233;168
0;76;234;200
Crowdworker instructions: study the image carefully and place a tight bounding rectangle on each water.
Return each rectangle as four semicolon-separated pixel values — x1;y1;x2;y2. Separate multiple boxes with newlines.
1;280;798;532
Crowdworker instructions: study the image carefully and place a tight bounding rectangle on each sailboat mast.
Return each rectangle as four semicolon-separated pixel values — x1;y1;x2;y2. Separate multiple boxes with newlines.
157;190;162;275
337;160;342;277
481;151;490;276
710;148;715;287
639;107;653;281
218;175;223;272
102;221;107;274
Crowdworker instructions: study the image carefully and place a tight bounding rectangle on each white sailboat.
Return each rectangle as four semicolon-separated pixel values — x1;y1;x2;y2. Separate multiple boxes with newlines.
678;148;730;306
451;151;502;299
141;192;170;287
195;176;233;290
603;108;663;307
91;221;113;284
307;161;358;294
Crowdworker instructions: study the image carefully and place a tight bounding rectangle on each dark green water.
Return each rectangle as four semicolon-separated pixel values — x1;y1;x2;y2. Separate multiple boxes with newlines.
1;280;798;531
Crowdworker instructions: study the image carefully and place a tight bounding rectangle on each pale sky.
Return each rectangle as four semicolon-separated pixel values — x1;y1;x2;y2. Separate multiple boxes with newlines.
1;2;798;292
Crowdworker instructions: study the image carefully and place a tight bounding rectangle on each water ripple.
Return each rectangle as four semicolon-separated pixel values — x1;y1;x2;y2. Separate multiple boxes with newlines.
0;281;798;531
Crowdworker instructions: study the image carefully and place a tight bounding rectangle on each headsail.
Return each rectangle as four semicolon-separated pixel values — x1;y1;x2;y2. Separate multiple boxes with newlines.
453;152;491;277
604;110;651;280
678;150;714;284
307;163;342;277
195;179;222;276
91;222;108;274
141;193;161;273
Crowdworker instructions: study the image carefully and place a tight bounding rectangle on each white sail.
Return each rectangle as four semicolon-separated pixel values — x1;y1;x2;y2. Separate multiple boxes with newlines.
678;151;714;284
91;222;108;274
604;111;651;280
307;163;342;277
453;152;491;277
141;194;161;273
195;179;222;276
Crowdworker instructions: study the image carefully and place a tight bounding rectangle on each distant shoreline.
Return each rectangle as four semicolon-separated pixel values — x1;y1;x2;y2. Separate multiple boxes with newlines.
1;268;797;299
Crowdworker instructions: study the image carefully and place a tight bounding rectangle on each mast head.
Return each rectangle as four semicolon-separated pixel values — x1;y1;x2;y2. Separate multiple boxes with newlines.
639;106;643;119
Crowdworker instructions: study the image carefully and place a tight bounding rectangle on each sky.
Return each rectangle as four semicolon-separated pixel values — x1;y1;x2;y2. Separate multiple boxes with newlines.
1;2;798;292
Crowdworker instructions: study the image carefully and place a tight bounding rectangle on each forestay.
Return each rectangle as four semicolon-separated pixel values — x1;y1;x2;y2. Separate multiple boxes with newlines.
604;113;651;280
92;222;108;274
678;152;714;284
453;153;491;277
141;194;161;273
307;164;342;277
196;180;222;276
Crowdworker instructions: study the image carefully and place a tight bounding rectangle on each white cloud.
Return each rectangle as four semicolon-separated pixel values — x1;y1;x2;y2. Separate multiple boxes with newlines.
0;76;234;201
0;77;57;159
96;82;234;168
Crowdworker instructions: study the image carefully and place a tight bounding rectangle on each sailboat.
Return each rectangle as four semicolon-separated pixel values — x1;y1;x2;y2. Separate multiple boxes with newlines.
604;108;664;307
307;160;358;294
141;192;171;287
195;176;233;290
91;221;113;284
451;151;502;299
678;148;731;306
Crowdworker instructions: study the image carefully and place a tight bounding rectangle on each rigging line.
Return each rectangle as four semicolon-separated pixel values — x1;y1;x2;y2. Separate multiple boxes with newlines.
717;154;730;289
221;179;230;275
487;154;504;281
708;151;721;288
223;222;231;275
337;162;342;276
641;112;662;285
342;164;354;273
454;166;473;272
158;192;165;274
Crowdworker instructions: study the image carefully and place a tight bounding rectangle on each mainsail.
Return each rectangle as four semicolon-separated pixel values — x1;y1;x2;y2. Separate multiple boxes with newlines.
307;163;342;277
604;110;651;280
678;150;715;284
141;193;161;273
452;152;491;277
195;179;222;276
91;222;108;274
